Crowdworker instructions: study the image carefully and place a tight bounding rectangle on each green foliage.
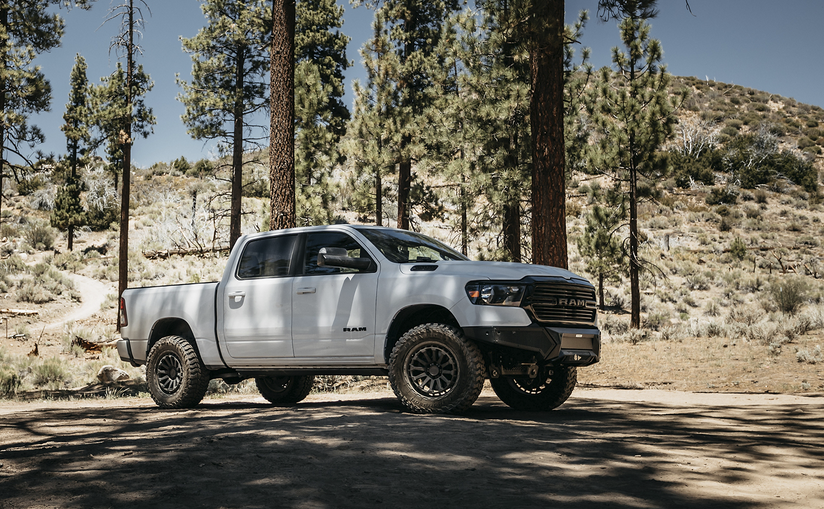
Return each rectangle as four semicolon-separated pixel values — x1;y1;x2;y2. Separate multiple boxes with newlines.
50;175;86;235
588;3;682;327
294;0;351;226
722;128;818;193
345;13;401;225
16;175;46;196
23;219;57;250
31;357;72;390
577;187;628;307
188;159;214;178
769;277;809;316
0;0;68;191
705;186;738;205
94;61;155;186
171;157;191;174
730;236;747;260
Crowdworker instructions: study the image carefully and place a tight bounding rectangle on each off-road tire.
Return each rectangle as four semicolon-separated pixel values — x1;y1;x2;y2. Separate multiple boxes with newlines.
389;323;485;414
490;366;577;411
255;375;314;405
146;335;210;409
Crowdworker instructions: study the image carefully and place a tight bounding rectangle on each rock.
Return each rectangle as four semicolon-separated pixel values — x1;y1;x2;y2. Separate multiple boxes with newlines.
97;365;130;383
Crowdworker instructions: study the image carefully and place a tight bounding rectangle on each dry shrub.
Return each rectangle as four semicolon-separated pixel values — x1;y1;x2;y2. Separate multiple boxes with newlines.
30;357;72;390
796;345;823;364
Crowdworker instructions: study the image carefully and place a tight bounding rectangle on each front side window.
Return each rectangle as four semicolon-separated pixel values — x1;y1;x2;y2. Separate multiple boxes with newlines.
303;231;373;275
236;234;297;279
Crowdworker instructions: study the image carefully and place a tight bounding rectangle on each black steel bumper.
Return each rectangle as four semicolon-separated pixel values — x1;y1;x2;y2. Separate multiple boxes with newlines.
463;325;600;366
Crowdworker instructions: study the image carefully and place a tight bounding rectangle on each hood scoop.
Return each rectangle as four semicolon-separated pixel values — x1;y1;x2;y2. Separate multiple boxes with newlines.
410;264;438;272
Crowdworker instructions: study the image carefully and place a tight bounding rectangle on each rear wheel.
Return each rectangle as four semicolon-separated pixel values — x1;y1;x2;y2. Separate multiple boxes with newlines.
490;366;577;411
255;375;314;405
389;323;485;414
146;335;210;409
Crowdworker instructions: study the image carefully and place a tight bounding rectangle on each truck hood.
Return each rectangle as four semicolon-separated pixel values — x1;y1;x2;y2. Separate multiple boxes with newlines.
398;260;593;286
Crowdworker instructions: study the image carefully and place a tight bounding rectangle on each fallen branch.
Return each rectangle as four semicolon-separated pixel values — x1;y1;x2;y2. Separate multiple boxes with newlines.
0;309;39;316
72;336;118;353
142;245;230;260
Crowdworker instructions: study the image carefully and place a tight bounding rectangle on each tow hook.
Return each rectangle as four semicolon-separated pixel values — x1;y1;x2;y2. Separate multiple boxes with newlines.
526;364;539;379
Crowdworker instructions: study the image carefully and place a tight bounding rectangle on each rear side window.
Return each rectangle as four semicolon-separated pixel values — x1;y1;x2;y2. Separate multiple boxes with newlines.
237;234;297;279
303;231;374;275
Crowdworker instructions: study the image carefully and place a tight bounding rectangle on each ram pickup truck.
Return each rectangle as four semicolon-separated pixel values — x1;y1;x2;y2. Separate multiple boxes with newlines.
118;225;600;414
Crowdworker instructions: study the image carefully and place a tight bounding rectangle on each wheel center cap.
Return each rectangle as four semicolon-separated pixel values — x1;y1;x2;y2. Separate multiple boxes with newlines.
428;365;440;377
169;368;177;379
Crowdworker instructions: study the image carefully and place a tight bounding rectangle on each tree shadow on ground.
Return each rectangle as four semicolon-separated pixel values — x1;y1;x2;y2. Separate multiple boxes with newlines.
1;392;822;508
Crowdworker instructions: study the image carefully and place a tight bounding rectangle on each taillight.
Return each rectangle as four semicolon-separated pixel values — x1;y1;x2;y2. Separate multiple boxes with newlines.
119;297;128;327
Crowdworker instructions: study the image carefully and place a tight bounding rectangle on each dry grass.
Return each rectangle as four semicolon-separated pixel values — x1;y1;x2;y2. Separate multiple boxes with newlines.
579;331;824;393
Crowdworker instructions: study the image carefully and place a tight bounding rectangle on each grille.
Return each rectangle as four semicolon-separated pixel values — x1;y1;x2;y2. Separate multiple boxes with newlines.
527;282;597;325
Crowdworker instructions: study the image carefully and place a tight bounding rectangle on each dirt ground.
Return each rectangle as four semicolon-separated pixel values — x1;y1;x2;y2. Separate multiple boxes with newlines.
0;387;822;509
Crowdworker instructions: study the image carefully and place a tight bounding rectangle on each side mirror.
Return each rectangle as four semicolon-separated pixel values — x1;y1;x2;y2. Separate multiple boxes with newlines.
317;247;372;271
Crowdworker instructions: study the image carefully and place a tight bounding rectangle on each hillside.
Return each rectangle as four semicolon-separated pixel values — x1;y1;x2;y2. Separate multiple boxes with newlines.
0;77;823;398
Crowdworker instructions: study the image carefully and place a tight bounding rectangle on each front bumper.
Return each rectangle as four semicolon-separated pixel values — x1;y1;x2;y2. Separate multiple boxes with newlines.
463;325;600;366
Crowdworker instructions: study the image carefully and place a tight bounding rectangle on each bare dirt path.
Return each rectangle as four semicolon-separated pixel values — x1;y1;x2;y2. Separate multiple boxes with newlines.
44;273;112;331
0;387;822;509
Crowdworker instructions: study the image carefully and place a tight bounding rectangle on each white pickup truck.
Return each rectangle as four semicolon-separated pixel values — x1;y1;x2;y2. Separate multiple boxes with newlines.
118;225;600;414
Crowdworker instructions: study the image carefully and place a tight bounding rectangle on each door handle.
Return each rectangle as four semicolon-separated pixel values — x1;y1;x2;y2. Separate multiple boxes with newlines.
297;287;316;295
228;291;245;302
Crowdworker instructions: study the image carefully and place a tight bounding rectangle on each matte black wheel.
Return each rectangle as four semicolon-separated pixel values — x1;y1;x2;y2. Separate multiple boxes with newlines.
146;336;210;409
389;323;485;414
490;366;577;411
255;375;314;405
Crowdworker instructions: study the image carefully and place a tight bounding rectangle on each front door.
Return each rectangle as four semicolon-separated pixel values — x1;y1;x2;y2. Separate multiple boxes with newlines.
291;231;378;359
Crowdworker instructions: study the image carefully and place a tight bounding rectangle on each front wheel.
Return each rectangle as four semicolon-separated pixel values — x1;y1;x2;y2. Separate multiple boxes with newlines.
389;323;485;414
255;375;314;405
146;335;210;409
490;366;577;411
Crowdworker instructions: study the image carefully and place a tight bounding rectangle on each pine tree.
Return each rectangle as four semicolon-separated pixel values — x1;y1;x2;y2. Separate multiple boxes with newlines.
178;0;270;248
577;186;627;309
98;0;155;328
51;174;86;250
0;0;93;221
51;54;92;251
372;0;459;230
417;5;529;259
294;0;350;226
589;0;681;328
345;13;400;226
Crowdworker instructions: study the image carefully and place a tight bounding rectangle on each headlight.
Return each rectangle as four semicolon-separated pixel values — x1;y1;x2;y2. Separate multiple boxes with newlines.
465;283;526;306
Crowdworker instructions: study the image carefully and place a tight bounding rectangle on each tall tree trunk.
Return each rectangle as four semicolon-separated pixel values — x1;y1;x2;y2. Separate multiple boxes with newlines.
503;128;521;262
269;0;296;231
117;0;134;330
0;5;7;224
375;171;382;226
229;47;245;249
530;0;567;269
396;19;411;232
397;156;410;230
598;272;605;310
68;135;77;252
504;200;520;262
629;148;640;328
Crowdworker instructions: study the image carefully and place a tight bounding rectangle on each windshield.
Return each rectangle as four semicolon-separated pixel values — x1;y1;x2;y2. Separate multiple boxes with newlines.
355;227;468;263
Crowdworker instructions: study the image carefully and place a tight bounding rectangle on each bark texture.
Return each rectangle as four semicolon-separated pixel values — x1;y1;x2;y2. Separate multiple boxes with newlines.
530;0;567;269
269;0;296;231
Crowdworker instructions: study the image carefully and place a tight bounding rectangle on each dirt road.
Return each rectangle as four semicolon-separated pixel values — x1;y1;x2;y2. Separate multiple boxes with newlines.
0;388;822;509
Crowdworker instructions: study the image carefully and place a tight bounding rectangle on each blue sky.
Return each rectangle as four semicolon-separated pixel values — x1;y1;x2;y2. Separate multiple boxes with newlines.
24;0;824;168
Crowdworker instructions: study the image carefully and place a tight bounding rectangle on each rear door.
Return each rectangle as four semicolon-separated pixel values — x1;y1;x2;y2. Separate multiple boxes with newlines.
291;231;379;359
220;233;298;363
